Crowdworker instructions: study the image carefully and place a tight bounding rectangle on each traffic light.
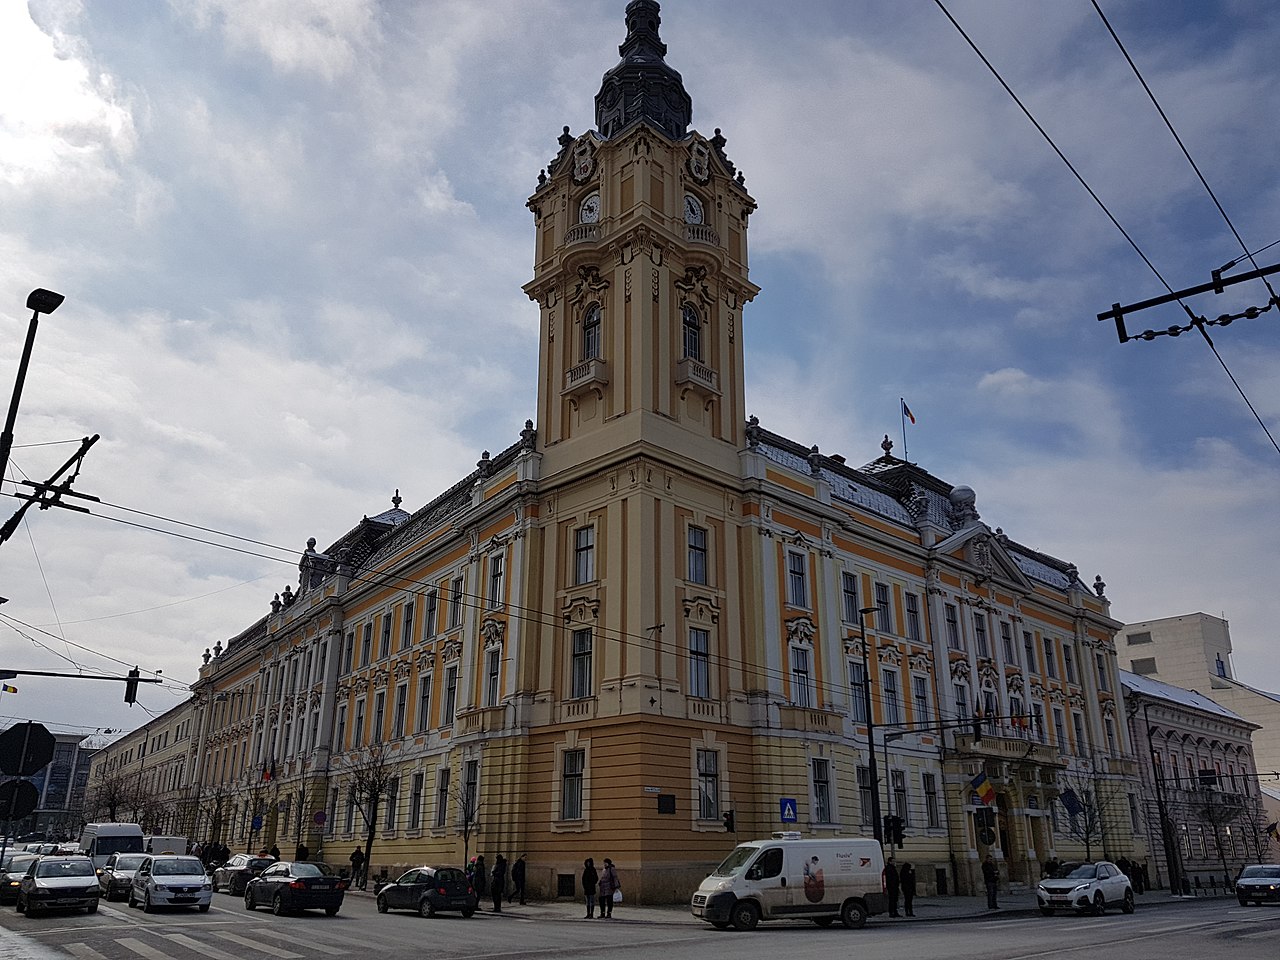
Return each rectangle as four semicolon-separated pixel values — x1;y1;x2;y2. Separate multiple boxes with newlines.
883;815;905;848
723;810;735;833
124;667;140;705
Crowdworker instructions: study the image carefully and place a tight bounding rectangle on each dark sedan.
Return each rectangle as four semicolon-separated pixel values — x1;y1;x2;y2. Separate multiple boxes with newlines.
0;853;40;905
213;854;275;896
16;856;101;916
376;865;477;918
1236;864;1280;905
244;861;346;916
99;853;148;901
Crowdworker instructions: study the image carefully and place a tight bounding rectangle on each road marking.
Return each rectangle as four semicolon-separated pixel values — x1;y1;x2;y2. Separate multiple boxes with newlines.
247;926;356;955
214;930;305;958
115;938;175;959
64;945;109;960
161;933;244;960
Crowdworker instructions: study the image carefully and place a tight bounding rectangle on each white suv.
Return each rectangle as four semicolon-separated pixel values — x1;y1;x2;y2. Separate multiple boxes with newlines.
128;855;212;912
1036;861;1134;916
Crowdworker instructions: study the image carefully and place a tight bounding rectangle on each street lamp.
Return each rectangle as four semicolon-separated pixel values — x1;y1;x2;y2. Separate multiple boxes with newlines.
856;605;883;843
0;289;65;488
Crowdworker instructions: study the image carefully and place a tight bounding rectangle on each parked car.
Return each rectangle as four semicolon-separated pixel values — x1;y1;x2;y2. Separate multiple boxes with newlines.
376;865;477;918
128;855;212;912
244;861;346;916
212;854;276;896
1235;864;1280;905
1036;861;1134;916
0;853;40;905
15;856;101;916
99;853;149;901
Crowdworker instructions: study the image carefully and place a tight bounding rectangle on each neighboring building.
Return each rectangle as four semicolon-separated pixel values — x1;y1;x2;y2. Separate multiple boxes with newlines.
1119;613;1280;785
145;1;1138;901
1122;670;1274;891
0;729;95;840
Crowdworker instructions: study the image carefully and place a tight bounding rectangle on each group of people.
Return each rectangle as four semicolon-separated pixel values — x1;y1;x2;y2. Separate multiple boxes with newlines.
882;857;918;917
581;857;621;918
465;853;529;911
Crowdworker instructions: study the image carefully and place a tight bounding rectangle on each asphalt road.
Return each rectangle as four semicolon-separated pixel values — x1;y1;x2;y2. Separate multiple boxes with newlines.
0;891;1275;960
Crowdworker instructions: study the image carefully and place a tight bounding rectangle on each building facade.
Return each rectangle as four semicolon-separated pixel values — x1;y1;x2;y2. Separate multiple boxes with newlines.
139;1;1141;901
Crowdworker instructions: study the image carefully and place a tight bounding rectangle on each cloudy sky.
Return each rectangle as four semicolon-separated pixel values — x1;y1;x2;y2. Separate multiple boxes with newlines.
2;0;1278;742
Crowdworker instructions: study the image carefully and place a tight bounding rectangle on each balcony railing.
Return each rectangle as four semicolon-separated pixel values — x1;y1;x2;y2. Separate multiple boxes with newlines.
565;223;600;245
676;357;719;398
563;357;609;399
954;732;1063;766
777;704;842;732
684;223;720;246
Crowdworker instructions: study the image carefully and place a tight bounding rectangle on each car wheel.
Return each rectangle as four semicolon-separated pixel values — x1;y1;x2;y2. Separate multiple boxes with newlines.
730;900;759;931
1238;897;1248;906
127;891;137;909
210;878;219;894
325;905;340;916
87;901;98;914
199;904;210;913
272;894;287;916
1092;892;1105;916
244;889;256;911
143;892;154;914
1039;906;1054;916
376;894;389;914
1121;890;1135;915
15;894;25;914
461;907;475;918
419;898;436;918
840;899;868;930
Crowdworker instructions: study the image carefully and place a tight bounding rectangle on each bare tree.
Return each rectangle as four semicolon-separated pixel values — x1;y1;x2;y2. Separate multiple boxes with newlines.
83;766;139;823
1190;782;1248;884
192;783;235;847
451;765;485;869
1056;766;1129;862
335;742;397;884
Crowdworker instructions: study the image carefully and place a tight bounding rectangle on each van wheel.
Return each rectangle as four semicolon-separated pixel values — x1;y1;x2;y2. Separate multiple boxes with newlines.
729;900;759;931
840;900;867;930
812;917;835;926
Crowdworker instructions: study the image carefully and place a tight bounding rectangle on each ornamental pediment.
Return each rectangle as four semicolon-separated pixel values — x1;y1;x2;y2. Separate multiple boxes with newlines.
785;616;815;646
931;526;1033;591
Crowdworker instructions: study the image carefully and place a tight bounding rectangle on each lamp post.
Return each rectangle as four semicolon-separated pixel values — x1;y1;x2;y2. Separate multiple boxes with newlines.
0;289;65;489
857;605;883;843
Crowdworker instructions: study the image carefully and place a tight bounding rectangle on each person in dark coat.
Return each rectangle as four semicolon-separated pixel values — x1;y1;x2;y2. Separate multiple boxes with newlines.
473;855;487;898
884;855;900;917
349;847;366;889
491;855;507;913
510;854;527;904
582;857;599;918
982;854;999;909
295;842;309;862
900;862;917;917
269;844;280;861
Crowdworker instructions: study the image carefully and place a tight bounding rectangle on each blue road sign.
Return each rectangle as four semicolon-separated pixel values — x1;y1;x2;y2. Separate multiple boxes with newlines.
779;797;798;823
251;815;263;831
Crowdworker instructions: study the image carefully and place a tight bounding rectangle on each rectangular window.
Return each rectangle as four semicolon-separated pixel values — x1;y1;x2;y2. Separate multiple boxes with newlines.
1130;657;1158;675
424;590;438;638
434;768;450;828
361;623;373;666
842;572;860;623
891;768;908;824
954;683;969;720
334;704;347;753
393;683;408;739
874;582;892;632
409;772;424;829
401;601;415;650
882;669;901;725
697;748;719;820
373;690;386;741
857;765;873;825
812;758;832;823
485;647;501;706
689;628;711;699
904;593;922;641
582;304;601;360
945;604;962;650
1000;621;1016;664
923;772;941;828
682;304;701;361
849;660;867;724
973;613;989;658
1023;631;1036;674
379;616;392;659
790;646;814;708
561;749;585;820
571;629;593;699
1052;707;1067;748
354;698;366;746
786;551;808;608
574;526;595;584
449;576;464;628
1072;712;1087;757
912;674;930;724
1031;702;1046;742
1096;653;1110;692
443;666;458;725
1010;696;1024;737
463;759;479;821
416;674;432;732
1063;645;1076;684
1043;638;1057;679
343;632;355;675
488;554;504;608
1105;717;1117;754
688;526;708;585
384;776;399;831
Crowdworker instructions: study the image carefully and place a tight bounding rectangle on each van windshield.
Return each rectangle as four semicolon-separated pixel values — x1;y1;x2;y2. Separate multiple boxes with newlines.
96;835;144;858
711;845;759;877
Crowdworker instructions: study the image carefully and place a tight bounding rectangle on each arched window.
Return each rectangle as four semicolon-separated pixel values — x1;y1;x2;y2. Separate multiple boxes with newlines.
582;303;601;360
682;302;701;361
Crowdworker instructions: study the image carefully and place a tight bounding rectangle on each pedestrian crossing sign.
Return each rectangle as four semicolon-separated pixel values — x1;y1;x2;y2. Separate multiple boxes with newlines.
780;797;798;822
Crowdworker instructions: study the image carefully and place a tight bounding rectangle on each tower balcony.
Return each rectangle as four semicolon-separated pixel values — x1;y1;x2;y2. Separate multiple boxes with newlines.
676;357;720;399
563;357;610;400
684;223;720;245
565;223;601;245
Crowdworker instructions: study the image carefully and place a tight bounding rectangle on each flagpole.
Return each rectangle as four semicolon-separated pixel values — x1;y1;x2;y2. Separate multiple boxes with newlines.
900;398;908;462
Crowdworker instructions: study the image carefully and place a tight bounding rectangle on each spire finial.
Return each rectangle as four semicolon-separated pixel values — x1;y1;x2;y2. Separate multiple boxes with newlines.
881;434;894;456
595;1;691;141
392;488;402;509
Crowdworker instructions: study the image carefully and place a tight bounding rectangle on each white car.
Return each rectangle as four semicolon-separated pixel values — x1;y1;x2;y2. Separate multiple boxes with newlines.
1036;861;1134;916
128;855;212;912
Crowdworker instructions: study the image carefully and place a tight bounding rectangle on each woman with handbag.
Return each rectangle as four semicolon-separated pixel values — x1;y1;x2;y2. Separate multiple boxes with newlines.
597;858;620;918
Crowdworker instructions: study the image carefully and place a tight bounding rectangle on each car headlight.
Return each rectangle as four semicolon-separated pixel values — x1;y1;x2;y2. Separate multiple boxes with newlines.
152;884;167;891
1073;883;1090;893
202;883;212;891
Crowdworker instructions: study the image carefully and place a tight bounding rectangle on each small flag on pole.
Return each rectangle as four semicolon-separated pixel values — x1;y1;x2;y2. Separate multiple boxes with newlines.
901;399;916;424
0;684;16;694
970;771;996;806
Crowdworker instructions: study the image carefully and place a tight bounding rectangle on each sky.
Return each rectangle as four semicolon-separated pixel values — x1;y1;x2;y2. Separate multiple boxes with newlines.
1;0;1278;743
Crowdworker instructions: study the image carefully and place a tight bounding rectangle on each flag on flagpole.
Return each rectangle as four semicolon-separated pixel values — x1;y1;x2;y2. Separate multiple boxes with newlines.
0;684;16;694
970;771;996;806
262;761;274;783
901;399;916;425
1059;788;1084;817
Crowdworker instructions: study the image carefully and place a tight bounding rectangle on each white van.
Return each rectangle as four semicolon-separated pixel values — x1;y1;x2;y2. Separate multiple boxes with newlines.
691;833;886;930
144;835;188;856
79;823;144;869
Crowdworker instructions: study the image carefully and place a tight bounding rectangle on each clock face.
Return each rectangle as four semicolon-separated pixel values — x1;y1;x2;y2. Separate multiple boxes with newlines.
580;192;601;224
683;194;704;224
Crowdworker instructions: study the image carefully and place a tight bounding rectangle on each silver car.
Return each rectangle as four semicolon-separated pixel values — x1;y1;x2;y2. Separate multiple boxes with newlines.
99;852;149;901
128;855;212;912
1036;861;1134;915
15;856;101;916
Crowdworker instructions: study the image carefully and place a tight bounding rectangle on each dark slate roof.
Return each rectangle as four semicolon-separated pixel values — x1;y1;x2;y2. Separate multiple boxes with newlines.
594;1;692;141
1120;670;1248;722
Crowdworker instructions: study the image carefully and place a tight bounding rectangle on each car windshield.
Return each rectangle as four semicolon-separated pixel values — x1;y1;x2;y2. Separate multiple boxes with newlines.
1059;864;1098;880
1239;865;1280;879
246;858;273;870
291;862;332;878
113;855;147;870
153;858;204;876
711;845;760;877
36;860;94;878
2;855;36;872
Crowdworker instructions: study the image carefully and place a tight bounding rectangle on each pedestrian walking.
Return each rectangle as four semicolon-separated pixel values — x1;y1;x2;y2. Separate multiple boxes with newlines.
982;854;999;910
349;846;366;890
884;855;900;916
900;862;916;917
295;842;309;862
491;855;507;913
582;857;599;918
473;854;488;899
269;844;280;861
597;858;620;918
510;854;527;904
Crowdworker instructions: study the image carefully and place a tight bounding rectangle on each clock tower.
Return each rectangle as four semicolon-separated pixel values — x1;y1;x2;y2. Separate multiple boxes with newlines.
524;0;758;484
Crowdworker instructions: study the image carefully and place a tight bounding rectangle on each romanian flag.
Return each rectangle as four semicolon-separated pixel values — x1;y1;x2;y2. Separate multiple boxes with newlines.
0;684;16;694
901;399;916;424
262;761;274;783
970;771;995;806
